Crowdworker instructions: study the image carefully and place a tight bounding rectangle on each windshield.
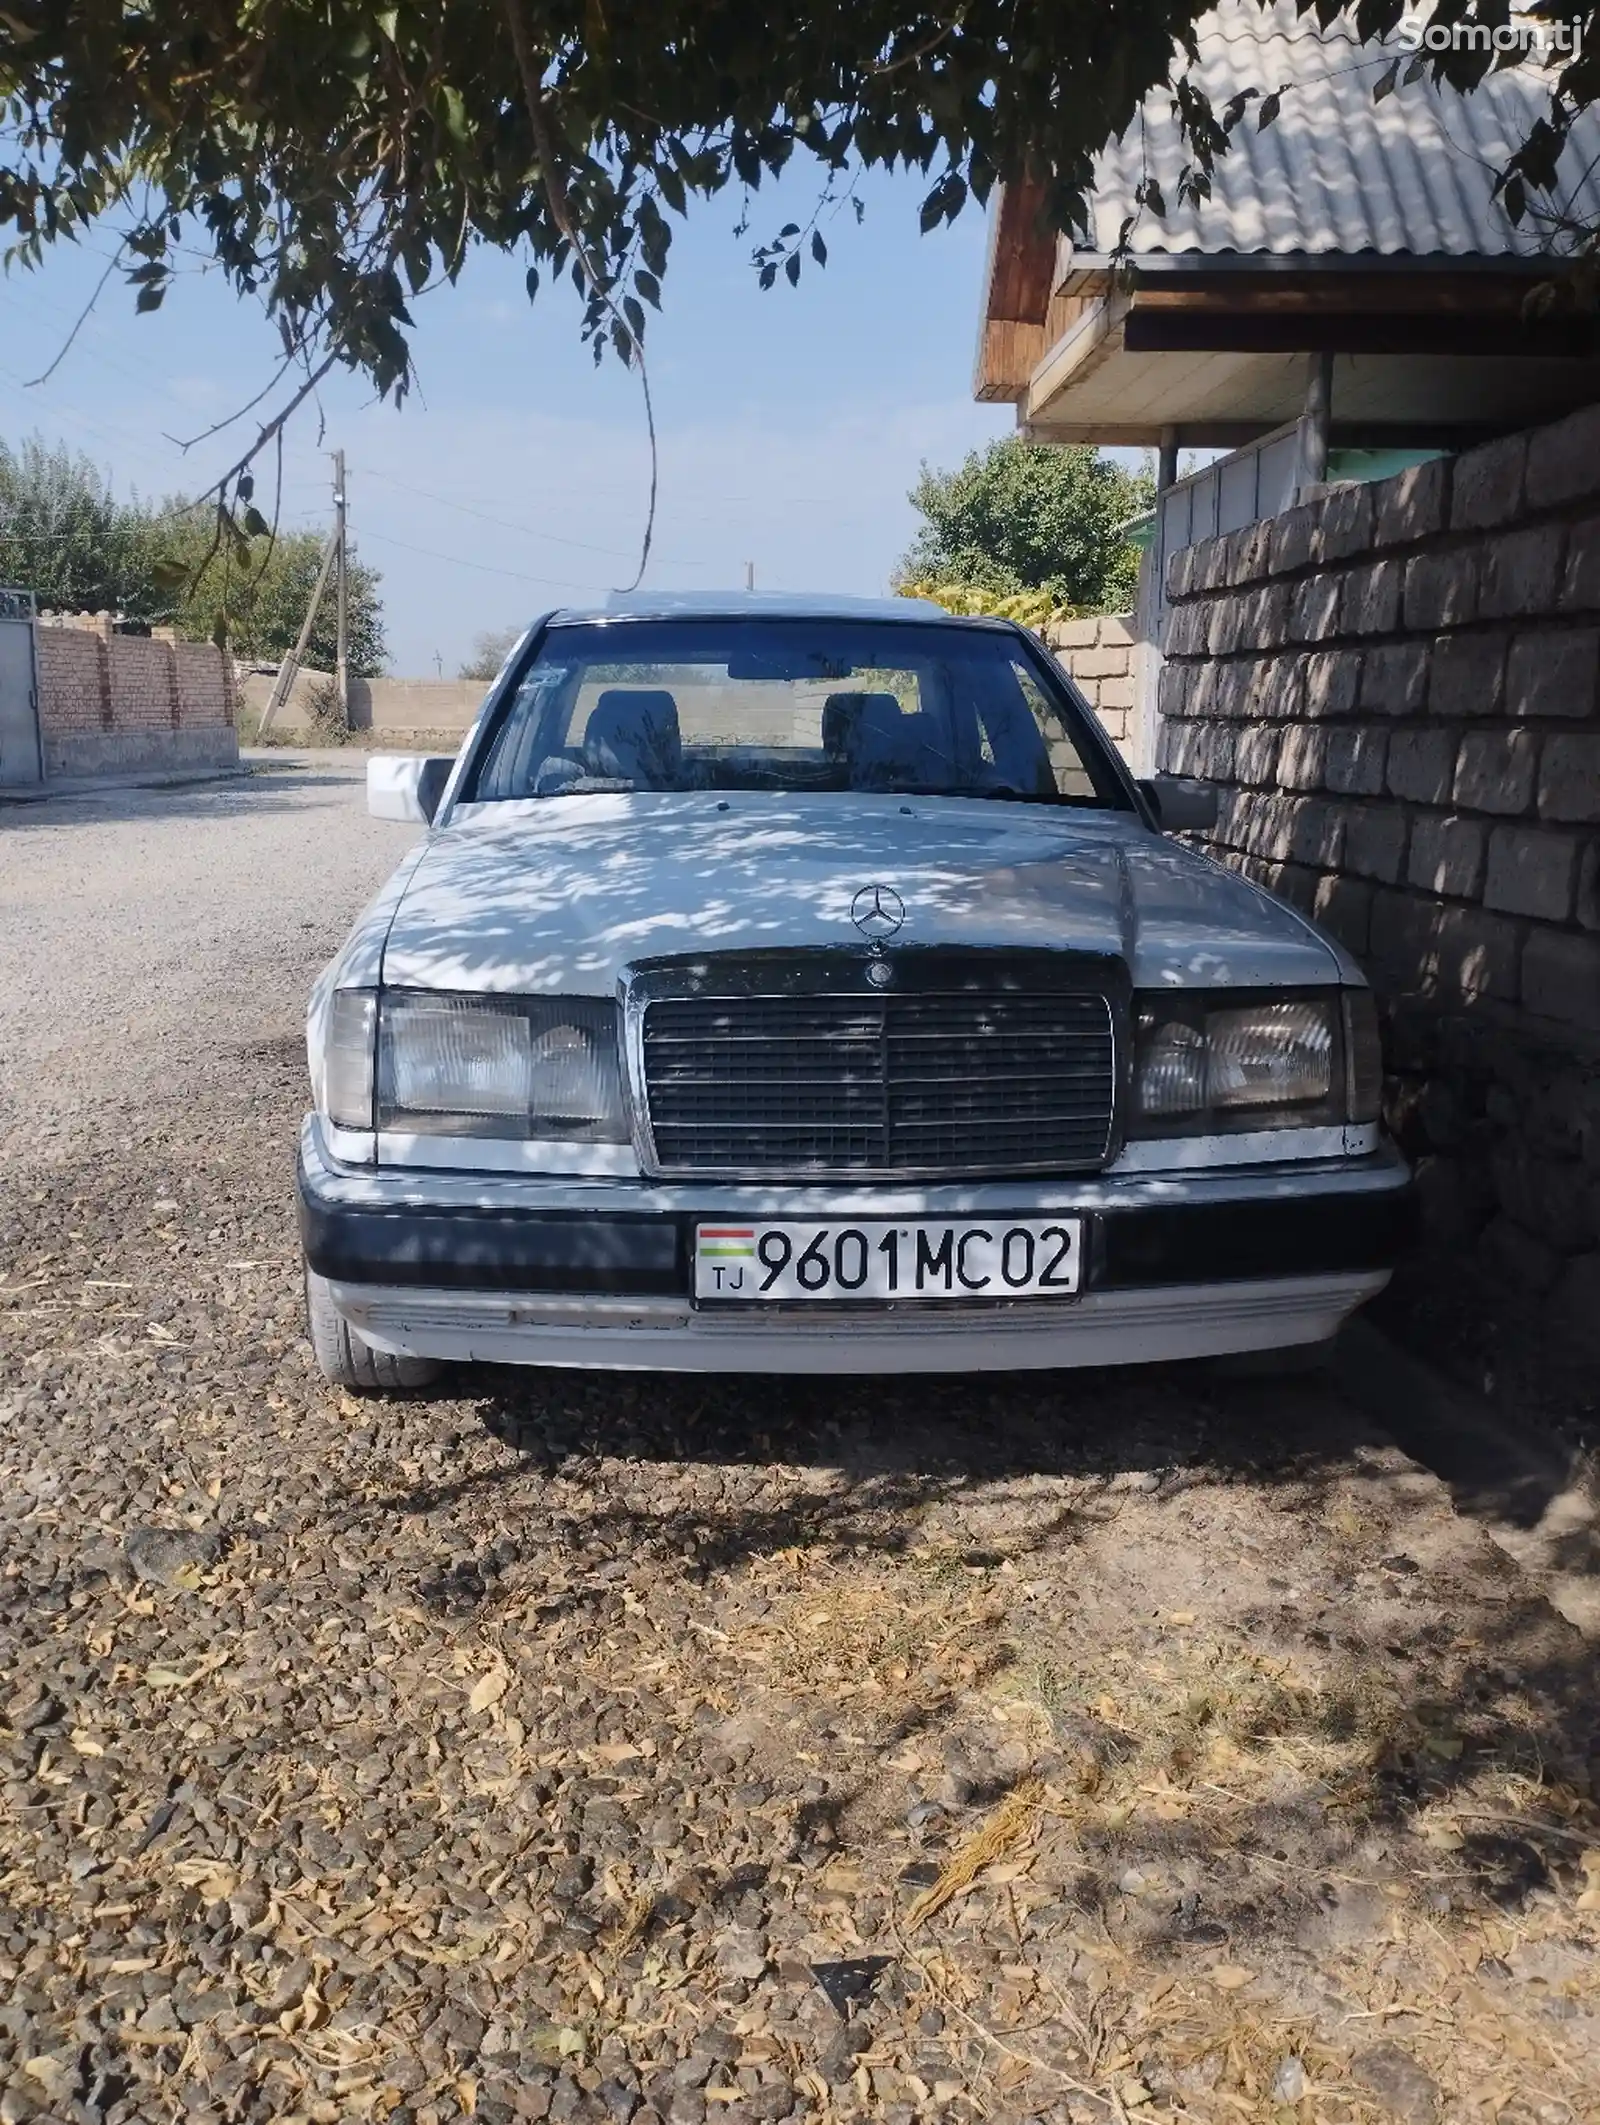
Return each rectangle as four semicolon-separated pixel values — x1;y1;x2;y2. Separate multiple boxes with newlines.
466;618;1127;808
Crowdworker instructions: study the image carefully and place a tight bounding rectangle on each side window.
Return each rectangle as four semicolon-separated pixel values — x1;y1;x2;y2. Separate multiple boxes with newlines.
1011;659;1096;799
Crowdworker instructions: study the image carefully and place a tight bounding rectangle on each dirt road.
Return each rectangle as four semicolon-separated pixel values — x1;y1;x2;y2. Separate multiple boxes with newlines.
2;760;1597;2125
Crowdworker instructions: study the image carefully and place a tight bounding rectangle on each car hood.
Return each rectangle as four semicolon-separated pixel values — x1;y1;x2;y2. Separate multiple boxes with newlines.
378;791;1342;994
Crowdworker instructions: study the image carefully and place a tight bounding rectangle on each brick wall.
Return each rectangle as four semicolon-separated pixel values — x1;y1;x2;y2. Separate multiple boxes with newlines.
1043;613;1136;762
33;618;238;777
33;627;109;738
1156;406;1600;1335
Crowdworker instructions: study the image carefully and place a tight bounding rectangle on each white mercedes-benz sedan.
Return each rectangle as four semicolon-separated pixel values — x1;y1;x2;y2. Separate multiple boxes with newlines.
298;592;1411;1389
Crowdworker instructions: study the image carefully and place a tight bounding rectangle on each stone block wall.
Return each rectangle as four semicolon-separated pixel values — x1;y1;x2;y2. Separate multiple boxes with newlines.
1044;613;1136;761
1156;405;1600;1331
33;616;238;778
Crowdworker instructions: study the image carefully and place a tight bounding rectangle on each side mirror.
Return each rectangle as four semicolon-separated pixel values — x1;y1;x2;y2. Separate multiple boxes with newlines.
1141;775;1219;833
367;753;454;825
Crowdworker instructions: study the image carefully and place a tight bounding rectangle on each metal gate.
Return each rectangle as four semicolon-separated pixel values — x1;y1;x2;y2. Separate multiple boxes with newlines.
0;591;41;786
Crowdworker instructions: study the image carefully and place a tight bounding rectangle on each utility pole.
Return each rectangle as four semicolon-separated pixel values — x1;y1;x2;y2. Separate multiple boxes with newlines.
744;560;755;592
332;450;350;727
256;523;339;739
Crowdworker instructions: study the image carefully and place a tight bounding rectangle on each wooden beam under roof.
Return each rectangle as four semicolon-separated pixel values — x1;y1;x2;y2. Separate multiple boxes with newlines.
974;178;1057;403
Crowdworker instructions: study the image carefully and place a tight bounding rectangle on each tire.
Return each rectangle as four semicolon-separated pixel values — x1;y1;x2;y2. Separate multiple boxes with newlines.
303;1260;443;1393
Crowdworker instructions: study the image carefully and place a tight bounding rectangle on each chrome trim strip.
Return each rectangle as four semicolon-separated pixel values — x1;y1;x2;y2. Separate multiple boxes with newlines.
1108;1123;1379;1172
323;1122;377;1167
303;1114;1409;1219
375;1132;639;1177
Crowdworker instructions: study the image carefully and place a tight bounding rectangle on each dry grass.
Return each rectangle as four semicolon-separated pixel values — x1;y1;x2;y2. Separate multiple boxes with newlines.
904;1777;1045;1929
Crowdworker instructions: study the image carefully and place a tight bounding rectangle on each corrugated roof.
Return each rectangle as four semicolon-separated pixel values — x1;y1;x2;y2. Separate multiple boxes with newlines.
1082;0;1600;260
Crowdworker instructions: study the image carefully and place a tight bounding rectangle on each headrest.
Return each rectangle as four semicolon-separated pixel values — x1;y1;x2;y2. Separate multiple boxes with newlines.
849;694;950;788
822;691;905;756
584;688;682;787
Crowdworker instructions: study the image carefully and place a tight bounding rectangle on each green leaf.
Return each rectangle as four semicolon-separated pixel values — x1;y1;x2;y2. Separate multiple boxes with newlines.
241;506;270;539
439;85;468;143
134;283;166;312
657;164;686;215
635;268;661;308
810;229;826;266
1372;58;1400;102
1257;91;1282;130
784;250;800;285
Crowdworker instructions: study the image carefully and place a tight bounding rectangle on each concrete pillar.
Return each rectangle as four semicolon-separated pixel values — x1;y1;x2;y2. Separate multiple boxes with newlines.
1297;351;1333;496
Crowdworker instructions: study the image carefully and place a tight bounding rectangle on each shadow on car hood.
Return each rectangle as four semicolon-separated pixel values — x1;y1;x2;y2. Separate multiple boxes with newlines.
379;791;1340;994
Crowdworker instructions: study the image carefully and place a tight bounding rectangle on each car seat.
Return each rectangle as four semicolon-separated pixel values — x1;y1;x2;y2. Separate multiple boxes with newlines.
583;689;683;788
821;690;885;760
849;692;953;790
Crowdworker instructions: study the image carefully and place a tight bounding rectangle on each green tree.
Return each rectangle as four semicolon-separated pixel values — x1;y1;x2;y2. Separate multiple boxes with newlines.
2;3;1564;432
0;432;387;668
459;626;522;681
0;436;154;615
152;512;388;674
899;439;1150;613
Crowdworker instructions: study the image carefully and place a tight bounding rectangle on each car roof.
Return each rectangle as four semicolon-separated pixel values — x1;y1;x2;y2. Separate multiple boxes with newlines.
543;590;975;626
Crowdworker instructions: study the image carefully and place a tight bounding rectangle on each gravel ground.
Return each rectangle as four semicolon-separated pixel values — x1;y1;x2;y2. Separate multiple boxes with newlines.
3;760;1600;2125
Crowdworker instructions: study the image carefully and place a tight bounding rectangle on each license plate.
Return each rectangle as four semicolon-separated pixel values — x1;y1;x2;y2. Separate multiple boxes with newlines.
693;1218;1082;1304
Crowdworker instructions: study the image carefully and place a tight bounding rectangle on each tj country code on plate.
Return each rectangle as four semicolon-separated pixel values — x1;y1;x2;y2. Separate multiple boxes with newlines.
692;1218;1083;1304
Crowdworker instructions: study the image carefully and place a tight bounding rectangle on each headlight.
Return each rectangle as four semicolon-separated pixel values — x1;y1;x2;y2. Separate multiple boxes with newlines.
1207;1001;1333;1110
1131;990;1376;1135
376;992;627;1140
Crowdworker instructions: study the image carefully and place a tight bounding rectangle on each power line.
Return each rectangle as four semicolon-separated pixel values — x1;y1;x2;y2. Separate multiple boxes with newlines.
355;464;658;565
356;525;604;594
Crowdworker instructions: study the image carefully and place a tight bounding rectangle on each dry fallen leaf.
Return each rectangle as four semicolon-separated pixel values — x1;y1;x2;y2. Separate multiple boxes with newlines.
1209;1965;1256;1990
468;1665;510;1714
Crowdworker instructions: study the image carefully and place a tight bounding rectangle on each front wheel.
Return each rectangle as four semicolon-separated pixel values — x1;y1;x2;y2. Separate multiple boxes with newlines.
303;1260;443;1392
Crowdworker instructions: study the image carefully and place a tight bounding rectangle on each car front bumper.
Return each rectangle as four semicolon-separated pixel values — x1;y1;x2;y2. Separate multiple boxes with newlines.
297;1117;1413;1374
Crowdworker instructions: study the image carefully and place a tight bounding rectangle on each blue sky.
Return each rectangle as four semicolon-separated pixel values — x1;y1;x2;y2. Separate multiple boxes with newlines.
0;169;1015;676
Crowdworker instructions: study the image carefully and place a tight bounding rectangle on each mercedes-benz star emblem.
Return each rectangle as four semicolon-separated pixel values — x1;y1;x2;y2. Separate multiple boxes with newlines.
850;883;905;942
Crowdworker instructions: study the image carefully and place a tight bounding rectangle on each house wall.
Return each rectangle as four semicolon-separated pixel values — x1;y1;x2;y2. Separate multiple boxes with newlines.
34;616;238;777
1044;614;1137;762
1155;406;1600;1333
237;667;486;740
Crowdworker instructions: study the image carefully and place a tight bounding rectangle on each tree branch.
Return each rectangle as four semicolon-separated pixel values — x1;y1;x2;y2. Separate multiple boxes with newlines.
501;0;657;592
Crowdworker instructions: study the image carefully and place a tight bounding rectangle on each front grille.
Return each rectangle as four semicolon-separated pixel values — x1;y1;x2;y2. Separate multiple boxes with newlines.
640;988;1116;1176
